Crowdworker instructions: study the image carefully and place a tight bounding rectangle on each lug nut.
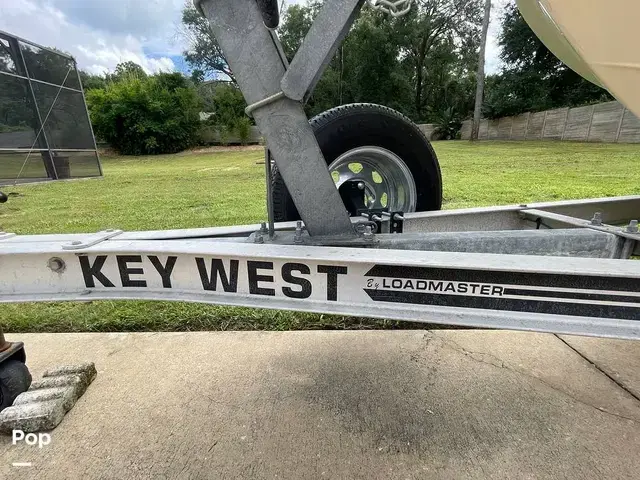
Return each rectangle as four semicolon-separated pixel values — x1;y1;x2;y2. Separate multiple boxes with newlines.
357;182;365;190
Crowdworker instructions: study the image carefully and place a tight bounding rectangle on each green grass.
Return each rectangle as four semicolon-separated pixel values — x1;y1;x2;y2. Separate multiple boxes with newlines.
0;149;268;233
1;141;638;333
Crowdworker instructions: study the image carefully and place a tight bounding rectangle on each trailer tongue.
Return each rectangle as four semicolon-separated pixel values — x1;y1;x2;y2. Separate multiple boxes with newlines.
1;195;638;339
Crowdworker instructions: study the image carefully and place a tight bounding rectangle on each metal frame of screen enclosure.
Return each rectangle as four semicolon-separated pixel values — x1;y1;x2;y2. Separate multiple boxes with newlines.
0;30;101;186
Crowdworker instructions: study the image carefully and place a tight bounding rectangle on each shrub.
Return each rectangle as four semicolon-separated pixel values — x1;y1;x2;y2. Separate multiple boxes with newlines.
209;84;246;127
198;124;217;145
217;125;231;146
433;107;462;140
87;72;202;155
0;123;29;133
234;117;252;145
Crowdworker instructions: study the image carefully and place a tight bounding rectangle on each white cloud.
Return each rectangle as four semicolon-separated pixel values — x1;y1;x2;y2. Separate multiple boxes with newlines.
0;0;506;77
52;0;184;38
0;0;186;74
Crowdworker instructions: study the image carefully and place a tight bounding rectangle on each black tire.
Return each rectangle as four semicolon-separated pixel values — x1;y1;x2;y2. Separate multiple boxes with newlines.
271;103;442;222
0;360;32;411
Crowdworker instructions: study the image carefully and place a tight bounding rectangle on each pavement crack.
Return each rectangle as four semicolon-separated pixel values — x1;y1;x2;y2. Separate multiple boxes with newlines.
554;335;640;406
440;338;507;369
440;338;640;425
176;461;189;478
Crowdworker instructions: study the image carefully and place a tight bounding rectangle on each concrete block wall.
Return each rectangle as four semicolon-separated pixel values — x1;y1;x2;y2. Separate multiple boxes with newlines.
460;101;640;143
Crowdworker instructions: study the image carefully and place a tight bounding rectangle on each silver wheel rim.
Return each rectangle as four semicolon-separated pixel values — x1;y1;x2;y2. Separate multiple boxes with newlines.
328;146;417;213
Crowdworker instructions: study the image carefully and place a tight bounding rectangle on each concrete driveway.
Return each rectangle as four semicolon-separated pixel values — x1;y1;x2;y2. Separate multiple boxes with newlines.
1;330;639;479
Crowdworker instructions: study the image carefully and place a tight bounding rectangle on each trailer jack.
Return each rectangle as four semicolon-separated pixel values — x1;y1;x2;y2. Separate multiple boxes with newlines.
0;329;31;412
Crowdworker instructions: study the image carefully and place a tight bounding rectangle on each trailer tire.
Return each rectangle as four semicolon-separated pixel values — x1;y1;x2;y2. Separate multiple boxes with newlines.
0;360;32;411
271;103;442;222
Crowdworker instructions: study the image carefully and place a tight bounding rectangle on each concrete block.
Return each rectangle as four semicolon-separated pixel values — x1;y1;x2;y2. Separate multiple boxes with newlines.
526;111;546;139
417;123;436;140
0;399;66;433
564;105;593;140
44;362;97;385
0;363;96;434
459;120;472;140
488;119;500;139
510;114;529;140
14;387;76;412
542;108;569;139
30;374;83;390
498;117;513;139
618;108;640;143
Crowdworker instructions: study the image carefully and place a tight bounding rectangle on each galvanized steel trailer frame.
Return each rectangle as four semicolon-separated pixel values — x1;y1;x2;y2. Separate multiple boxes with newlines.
1;0;639;340
1;195;638;339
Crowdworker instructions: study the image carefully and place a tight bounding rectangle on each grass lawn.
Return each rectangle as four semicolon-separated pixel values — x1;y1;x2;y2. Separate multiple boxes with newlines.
1;141;638;332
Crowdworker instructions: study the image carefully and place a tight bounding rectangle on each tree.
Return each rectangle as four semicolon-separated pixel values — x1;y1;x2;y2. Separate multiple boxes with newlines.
278;3;318;60
278;4;414;118
79;71;107;91
341;10;414;112
184;0;483;125
107;61;147;83
471;0;491;141
208;83;247;127
114;61;146;78
483;1;611;118
401;0;483;119
190;69;206;85
87;72;202;155
181;4;235;82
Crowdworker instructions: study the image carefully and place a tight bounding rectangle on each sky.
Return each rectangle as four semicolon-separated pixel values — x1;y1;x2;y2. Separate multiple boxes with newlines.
0;0;506;76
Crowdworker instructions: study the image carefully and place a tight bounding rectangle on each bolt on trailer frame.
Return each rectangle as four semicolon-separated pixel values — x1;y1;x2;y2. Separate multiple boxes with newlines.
0;0;639;341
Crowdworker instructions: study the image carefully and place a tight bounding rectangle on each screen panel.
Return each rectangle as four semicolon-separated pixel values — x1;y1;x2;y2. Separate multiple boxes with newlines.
0;150;49;184
19;41;81;90
0;73;39;148
32;82;95;150
51;151;101;179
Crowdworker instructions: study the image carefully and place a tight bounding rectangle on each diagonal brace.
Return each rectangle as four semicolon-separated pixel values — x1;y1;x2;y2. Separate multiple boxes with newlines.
197;0;356;237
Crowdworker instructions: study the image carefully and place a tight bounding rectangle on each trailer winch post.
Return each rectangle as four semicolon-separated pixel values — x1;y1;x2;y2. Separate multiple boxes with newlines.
196;0;362;238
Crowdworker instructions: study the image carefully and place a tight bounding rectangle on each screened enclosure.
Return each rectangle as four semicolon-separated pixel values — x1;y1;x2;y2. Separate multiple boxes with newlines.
0;30;101;185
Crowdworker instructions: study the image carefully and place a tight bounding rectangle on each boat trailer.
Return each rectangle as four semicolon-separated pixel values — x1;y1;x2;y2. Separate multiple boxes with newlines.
0;0;638;409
